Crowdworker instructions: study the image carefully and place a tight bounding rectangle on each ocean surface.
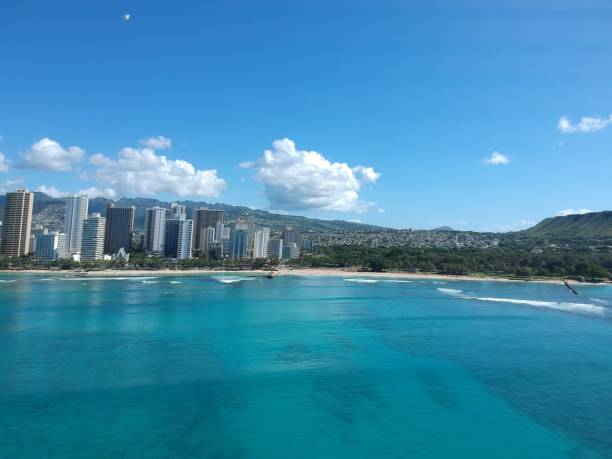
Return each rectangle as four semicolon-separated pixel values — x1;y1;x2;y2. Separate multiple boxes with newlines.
1;273;612;458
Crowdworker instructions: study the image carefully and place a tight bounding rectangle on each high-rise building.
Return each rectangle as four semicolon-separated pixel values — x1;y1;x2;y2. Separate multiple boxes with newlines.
267;238;283;260
0;189;34;257
253;227;270;259
177;219;193;259
229;228;249;259
144;207;169;254
200;227;216;255
164;218;193;259
81;213;106;260
64;194;89;255
36;232;67;262
104;204;135;254
29;224;47;255
282;242;301;260
170;203;187;219
282;226;301;247
193;208;224;251
214;222;225;243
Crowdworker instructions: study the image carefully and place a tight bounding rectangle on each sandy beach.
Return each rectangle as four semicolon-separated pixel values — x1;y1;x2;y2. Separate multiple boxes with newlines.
2;267;608;286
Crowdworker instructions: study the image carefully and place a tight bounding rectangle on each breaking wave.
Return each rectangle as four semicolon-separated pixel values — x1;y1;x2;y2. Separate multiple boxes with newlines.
0;279;17;283
437;287;607;317
382;279;412;283
436;288;464;296
60;276;159;281
212;276;255;284
344;278;380;284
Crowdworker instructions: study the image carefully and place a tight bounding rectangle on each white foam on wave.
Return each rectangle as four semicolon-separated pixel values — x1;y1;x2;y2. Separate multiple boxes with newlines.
344;278;380;284
590;298;611;305
61;276;159;281
437;287;606;317
141;280;159;284
382;279;412;283
437;287;464;296
169;281;182;284
212;276;255;284
0;279;17;283
475;296;606;316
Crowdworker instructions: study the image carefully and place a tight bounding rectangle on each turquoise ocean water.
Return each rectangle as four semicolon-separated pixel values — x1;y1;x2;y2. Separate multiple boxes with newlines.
1;273;612;458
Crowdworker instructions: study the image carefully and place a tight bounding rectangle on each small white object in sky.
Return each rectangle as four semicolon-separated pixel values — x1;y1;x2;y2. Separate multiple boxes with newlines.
122;14;131;21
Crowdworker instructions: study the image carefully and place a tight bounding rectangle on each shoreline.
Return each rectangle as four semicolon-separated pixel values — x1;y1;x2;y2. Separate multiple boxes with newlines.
1;267;609;286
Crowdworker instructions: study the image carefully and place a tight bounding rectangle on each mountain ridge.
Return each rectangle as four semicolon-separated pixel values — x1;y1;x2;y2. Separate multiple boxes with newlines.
521;211;612;239
0;192;387;233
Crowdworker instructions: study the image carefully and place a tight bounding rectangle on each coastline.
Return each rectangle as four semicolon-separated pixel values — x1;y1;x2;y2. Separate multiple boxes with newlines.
1;267;608;286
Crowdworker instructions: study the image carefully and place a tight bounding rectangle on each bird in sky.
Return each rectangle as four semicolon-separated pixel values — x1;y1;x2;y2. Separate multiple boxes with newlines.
121;14;131;22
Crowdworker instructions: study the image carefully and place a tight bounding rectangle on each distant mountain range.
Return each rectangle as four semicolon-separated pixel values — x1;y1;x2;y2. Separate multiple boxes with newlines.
522;211;612;239
0;192;385;233
1;193;611;242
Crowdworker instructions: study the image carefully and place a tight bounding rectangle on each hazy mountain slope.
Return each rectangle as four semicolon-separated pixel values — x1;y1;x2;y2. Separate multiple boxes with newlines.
0;193;385;233
522;211;612;238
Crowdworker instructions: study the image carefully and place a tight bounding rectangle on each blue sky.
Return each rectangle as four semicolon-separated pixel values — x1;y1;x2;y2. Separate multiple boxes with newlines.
1;1;611;231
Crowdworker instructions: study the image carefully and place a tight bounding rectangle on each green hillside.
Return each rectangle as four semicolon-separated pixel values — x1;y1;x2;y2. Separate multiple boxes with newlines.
523;211;612;239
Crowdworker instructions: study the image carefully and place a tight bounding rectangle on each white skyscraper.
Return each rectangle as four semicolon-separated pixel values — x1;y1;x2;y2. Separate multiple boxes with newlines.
81;213;106;261
253;227;270;259
64;194;89;255
144;207;168;254
177;219;193;259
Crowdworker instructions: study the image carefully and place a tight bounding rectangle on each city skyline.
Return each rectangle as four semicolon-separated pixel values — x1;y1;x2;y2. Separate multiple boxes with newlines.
1;2;612;231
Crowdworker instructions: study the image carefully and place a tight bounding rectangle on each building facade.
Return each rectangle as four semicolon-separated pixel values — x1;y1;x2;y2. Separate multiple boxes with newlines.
253;227;270;259
64;194;89;255
267;238;283;260
36;232;68;262
144;207;168;254
104;204;135;254
0;189;34;257
193;209;224;251
164;218;193;259
229;228;249;259
81;213;106;260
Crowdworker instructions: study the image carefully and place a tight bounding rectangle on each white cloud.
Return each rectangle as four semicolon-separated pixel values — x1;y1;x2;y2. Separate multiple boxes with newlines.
140;136;172;150
0;152;8;172
557;208;592;217
77;187;118;199
557;115;612;133
20;138;85;171
241;138;380;213
122;14;131;21
86;145;226;198
0;178;24;194
35;185;72;198
483;151;509;165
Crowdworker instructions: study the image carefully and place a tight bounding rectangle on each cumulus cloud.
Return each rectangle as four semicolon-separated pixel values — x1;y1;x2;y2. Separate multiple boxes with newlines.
0;152;8;172
483;151;509;165
86;145;226;198
558;115;612;133
140;136;172;150
557;208;592;217
241;138;380;213
77;186;118;199
20;138;85;171
35;185;72;198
